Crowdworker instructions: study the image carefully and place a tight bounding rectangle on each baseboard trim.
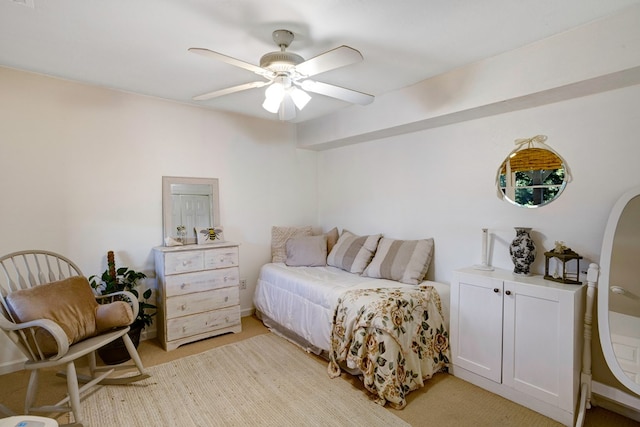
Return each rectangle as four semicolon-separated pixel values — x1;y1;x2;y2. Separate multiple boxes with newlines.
0;358;25;376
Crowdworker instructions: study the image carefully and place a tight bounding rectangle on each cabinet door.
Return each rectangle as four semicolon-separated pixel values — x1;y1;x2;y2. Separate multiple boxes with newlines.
452;272;504;383
502;280;570;409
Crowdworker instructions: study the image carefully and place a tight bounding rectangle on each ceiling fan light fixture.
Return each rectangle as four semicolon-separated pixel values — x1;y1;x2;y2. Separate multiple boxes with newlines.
290;86;311;110
262;94;282;113
265;81;285;100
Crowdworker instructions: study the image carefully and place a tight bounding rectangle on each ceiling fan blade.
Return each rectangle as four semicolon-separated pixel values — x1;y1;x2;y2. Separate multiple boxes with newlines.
189;47;272;77
295;46;363;77
301;80;374;105
279;96;296;121
193;81;270;101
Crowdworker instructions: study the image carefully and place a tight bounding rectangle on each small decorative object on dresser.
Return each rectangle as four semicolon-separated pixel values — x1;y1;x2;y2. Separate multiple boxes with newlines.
196;226;224;244
473;228;494;271
543;241;583;284
153;242;241;351
509;227;536;275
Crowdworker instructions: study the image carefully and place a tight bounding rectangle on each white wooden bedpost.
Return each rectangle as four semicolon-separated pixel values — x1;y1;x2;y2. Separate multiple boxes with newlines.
575;263;599;427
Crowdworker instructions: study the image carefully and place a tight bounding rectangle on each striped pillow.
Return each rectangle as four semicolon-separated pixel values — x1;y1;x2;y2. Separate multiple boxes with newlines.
362;237;434;285
327;230;382;274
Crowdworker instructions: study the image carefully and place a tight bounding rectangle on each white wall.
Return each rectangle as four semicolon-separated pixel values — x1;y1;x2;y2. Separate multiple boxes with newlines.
317;84;640;282
0;66;317;371
317;82;640;395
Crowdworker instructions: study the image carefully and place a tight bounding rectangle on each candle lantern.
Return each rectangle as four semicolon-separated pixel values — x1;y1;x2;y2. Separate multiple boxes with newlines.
544;242;582;284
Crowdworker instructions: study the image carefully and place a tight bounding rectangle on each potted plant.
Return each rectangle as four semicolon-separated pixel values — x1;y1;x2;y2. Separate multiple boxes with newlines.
89;250;156;364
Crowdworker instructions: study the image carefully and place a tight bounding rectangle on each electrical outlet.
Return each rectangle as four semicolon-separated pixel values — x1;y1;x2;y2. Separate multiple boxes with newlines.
240;279;247;290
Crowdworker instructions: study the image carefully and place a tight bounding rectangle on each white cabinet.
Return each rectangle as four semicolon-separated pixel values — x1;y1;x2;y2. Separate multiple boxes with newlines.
451;267;585;426
154;243;241;351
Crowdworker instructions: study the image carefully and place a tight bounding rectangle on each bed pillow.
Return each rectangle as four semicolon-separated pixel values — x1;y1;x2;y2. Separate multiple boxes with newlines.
362;237;434;285
285;235;328;267
327;230;382;274
324;227;339;254
271;225;313;263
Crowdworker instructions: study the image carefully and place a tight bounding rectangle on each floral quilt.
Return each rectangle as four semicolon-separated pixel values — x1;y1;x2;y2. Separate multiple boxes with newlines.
327;285;450;409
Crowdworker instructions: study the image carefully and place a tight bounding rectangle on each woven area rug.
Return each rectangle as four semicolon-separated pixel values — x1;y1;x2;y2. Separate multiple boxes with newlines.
80;333;409;426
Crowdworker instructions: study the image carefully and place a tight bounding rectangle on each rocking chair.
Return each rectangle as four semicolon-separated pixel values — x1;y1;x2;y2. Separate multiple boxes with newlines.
0;250;150;426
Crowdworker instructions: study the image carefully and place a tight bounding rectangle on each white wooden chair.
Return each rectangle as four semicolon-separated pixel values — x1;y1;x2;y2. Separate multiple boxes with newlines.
0;250;150;426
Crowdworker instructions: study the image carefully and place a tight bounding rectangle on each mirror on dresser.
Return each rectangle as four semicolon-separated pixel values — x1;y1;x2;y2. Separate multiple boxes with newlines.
162;176;220;245
598;186;640;396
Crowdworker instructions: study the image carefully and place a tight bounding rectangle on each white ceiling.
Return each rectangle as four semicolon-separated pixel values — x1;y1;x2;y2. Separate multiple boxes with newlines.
1;0;639;123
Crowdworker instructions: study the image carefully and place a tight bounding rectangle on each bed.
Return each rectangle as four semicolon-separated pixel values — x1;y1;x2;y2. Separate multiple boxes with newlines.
254;228;450;409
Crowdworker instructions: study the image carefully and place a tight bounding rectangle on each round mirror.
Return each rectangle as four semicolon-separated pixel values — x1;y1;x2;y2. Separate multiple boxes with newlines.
496;136;569;208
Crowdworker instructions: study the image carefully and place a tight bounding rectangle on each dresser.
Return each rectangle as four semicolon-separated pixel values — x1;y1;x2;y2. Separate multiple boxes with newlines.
450;267;585;426
153;243;241;351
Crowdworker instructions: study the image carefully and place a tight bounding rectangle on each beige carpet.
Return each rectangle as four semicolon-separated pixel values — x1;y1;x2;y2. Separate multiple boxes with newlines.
79;333;409;426
1;316;639;426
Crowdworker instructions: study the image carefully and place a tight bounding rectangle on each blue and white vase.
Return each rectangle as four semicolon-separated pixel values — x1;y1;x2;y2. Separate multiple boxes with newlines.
509;227;536;275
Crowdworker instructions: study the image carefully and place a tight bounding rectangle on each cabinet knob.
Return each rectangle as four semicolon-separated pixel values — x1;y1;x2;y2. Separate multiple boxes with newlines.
180;283;187;289
505;290;512;296
224;296;229;302
493;288;499;293
220;258;225;263
223;276;228;282
180;304;187;310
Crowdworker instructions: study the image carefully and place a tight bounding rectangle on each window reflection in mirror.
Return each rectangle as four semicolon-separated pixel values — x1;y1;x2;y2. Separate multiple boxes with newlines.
497;136;569;208
162;177;219;245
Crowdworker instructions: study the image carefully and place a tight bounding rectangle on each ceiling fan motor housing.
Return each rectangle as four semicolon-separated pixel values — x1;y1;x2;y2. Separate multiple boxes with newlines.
260;51;304;72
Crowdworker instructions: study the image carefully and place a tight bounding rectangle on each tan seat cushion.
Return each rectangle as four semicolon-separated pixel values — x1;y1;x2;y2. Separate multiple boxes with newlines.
6;276;133;355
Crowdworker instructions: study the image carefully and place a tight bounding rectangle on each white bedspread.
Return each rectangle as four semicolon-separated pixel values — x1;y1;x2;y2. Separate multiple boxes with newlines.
253;262;450;352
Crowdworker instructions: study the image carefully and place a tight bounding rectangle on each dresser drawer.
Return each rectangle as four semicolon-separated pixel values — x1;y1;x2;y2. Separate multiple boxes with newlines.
204;247;239;269
164;267;239;297
163;251;204;275
166;305;240;341
165;287;239;319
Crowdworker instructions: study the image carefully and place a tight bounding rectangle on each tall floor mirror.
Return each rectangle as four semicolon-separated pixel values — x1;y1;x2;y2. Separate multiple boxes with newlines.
597;186;640;411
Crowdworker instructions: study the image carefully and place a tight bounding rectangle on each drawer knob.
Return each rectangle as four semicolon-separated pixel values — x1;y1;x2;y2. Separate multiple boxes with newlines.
181;283;187;289
220;258;225;262
493;288;499;293
224;296;229;302
225;316;229;323
223;276;228;282
505;290;512;296
181;304;187;310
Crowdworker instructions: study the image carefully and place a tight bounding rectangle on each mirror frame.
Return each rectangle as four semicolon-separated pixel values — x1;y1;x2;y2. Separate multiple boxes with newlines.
598;185;640;395
162;176;220;245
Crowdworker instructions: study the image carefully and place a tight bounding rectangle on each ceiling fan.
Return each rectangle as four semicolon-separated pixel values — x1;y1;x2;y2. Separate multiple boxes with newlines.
189;29;374;121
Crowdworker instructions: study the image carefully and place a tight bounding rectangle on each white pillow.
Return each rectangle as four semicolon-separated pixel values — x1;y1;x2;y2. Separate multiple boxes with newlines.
327;230;382;274
362;237;434;285
285;235;327;267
